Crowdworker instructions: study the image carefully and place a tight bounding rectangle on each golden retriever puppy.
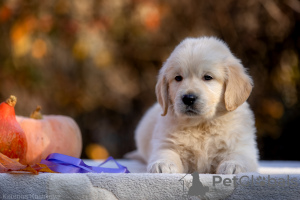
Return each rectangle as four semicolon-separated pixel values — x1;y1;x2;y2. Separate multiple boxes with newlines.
129;37;258;174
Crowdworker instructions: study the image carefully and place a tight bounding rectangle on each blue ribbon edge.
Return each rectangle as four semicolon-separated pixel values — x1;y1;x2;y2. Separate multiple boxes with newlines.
41;153;130;173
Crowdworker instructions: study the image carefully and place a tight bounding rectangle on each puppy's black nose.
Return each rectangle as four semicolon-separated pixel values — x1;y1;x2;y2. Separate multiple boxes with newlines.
182;94;197;106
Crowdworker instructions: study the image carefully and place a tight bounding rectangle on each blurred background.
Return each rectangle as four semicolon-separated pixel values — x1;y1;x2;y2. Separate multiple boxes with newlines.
0;0;299;160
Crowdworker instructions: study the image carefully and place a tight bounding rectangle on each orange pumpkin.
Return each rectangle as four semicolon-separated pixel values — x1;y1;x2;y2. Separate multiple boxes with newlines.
16;106;82;165
0;95;27;164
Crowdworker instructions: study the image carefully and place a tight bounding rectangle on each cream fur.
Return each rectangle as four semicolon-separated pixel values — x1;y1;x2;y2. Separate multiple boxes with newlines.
131;37;258;174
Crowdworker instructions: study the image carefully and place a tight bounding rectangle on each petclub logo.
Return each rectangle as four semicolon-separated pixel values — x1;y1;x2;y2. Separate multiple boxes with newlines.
213;175;298;187
179;172;209;199
179;172;299;199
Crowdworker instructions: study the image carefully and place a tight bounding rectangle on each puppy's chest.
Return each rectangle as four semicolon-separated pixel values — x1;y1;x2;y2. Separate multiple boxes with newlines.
173;126;228;151
171;127;231;171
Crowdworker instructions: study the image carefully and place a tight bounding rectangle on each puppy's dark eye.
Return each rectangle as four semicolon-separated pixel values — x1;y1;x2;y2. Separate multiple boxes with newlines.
175;76;183;82
204;75;213;81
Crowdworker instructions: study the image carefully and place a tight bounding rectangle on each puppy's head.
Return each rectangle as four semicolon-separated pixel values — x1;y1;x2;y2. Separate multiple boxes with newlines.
156;37;253;120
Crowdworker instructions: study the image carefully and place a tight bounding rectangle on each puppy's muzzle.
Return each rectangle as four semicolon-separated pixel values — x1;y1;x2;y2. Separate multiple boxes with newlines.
182;94;197;106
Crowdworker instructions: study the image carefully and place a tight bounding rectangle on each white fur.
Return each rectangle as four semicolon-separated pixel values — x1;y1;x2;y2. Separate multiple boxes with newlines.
130;37;258;174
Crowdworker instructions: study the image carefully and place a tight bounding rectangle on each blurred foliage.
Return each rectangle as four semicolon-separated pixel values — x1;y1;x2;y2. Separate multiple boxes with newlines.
0;0;299;160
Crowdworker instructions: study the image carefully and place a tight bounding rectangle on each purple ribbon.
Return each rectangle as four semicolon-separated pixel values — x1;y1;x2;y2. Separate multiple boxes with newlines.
41;153;130;173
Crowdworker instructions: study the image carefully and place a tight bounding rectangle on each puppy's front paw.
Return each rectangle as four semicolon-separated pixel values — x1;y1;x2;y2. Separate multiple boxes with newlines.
147;160;179;173
217;161;247;174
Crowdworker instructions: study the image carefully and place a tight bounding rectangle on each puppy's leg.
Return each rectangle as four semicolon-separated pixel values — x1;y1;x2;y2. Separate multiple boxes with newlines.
147;148;183;173
216;153;258;174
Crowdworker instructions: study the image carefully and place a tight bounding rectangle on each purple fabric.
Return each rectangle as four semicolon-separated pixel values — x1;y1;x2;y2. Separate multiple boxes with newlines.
41;153;130;173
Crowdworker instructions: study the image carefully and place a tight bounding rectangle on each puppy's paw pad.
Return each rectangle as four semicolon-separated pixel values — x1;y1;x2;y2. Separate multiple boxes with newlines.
217;161;246;174
147;160;178;173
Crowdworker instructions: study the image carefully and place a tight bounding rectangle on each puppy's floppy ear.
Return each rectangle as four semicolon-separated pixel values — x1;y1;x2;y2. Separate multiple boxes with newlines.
155;70;169;116
225;59;253;111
